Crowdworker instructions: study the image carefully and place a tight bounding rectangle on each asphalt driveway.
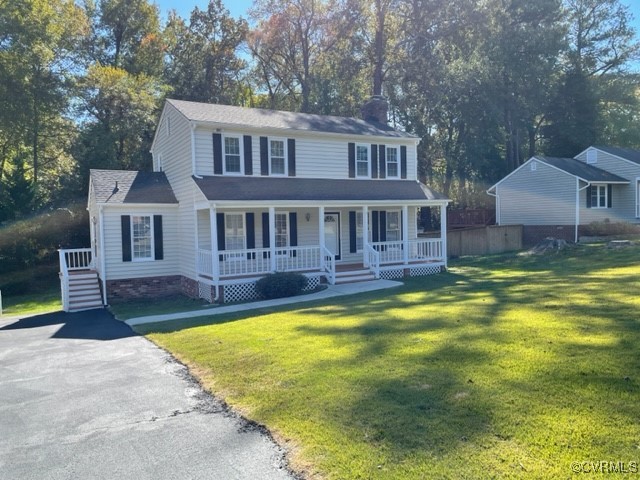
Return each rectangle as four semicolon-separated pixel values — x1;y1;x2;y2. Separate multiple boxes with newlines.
0;309;296;480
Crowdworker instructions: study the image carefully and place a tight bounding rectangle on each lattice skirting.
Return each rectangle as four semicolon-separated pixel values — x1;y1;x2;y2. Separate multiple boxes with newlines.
222;282;260;303
303;275;320;291
198;281;213;302
410;265;443;277
380;269;405;280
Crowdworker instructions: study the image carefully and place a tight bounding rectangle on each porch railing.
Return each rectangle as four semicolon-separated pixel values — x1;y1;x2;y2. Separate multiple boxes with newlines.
371;238;444;265
322;246;336;285
197;246;323;278
364;243;380;278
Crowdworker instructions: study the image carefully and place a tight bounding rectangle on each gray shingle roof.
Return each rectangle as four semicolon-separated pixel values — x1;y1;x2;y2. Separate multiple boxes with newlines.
592;146;640;165
537;157;629;183
193;176;447;202
90;170;178;204
167;99;418;139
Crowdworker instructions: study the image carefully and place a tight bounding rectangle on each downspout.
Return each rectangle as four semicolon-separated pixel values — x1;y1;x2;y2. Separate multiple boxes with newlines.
576;179;590;243
99;206;107;306
486;189;499;225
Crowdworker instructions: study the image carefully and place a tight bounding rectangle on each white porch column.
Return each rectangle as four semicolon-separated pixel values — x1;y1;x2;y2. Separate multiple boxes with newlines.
318;206;325;269
210;206;219;280
440;203;448;268
269;207;276;272
402;205;409;265
362;205;369;267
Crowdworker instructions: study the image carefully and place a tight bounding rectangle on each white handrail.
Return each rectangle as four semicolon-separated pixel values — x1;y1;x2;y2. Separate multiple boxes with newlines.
364;243;380;278
59;248;94;271
371;239;444;264
321;246;335;285
275;245;321;272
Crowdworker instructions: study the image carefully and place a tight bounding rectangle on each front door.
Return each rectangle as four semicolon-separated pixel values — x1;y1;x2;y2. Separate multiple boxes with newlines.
324;213;341;260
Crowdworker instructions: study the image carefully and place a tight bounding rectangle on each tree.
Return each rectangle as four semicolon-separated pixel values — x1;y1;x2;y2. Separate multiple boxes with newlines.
164;0;248;105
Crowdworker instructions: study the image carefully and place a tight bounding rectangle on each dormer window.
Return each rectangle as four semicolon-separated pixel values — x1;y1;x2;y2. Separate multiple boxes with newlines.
269;138;287;175
224;135;243;174
356;144;370;178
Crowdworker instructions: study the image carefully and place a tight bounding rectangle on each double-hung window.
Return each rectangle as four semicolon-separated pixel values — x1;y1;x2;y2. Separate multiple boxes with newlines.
132;216;153;261
386;211;401;242
275;212;289;254
386;146;399;178
356;144;370;177
224;136;242;174
590;184;608;208
225;213;245;259
269;139;287;175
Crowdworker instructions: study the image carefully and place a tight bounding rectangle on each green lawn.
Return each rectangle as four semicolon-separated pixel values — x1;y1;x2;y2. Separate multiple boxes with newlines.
139;244;640;479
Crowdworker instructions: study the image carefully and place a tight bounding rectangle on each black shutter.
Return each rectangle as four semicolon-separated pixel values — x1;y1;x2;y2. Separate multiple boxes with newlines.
243;135;253;175
289;212;297;257
607;184;613;208
213;133;223;175
379;211;387;242
246;213;255;260
121;215;131;262
400;146;407;179
260;136;269;175
153;215;163;260
371;144;378;179
379;144;386;179
348;142;355;178
586;185;592;208
216;213;225;251
372;211;379;242
288;138;296;176
349;211;357;253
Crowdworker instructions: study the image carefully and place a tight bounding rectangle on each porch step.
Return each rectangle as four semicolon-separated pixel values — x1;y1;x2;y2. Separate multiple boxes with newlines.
334;269;376;284
66;270;104;312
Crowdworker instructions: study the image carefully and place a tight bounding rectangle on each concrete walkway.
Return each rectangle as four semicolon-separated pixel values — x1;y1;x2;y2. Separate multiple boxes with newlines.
126;279;403;326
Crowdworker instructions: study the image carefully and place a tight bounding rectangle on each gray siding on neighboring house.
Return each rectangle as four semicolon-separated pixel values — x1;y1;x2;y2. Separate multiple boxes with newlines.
576;148;640;223
496;160;576;225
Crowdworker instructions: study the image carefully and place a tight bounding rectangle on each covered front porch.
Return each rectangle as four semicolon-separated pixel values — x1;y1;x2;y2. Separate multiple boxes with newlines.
194;203;448;286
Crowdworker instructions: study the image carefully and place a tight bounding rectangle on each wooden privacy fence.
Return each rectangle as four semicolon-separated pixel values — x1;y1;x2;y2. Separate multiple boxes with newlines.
422;225;523;257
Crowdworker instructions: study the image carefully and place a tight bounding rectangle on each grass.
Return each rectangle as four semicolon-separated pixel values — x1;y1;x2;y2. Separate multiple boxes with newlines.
138;243;640;479
0;265;61;317
109;294;216;320
0;286;61;316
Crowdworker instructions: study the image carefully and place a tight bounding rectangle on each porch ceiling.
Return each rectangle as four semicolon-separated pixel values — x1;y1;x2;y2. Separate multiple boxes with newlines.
193;176;448;203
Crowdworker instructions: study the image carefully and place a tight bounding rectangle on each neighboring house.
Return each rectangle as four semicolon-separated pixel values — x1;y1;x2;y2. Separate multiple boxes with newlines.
487;146;640;244
59;97;450;311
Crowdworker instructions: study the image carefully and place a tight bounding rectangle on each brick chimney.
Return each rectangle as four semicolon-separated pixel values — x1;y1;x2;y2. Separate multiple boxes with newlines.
361;95;388;124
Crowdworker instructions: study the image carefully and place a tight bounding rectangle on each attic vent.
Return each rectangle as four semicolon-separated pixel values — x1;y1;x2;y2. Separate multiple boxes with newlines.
586;150;597;164
531;161;537;171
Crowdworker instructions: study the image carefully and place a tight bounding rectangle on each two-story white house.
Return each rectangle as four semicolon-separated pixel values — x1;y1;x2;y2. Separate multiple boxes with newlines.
59;98;449;311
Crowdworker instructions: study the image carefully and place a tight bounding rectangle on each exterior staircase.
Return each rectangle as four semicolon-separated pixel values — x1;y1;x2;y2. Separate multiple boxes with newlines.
67;270;104;312
333;267;376;284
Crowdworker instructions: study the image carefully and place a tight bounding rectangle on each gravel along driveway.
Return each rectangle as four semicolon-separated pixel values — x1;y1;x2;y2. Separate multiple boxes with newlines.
0;310;297;480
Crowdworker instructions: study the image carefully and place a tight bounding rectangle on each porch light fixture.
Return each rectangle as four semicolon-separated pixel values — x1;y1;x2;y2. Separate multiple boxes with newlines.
305;212;311;222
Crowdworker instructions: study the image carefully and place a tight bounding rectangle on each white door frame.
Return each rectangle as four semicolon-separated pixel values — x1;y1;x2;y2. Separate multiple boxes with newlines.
324;212;341;260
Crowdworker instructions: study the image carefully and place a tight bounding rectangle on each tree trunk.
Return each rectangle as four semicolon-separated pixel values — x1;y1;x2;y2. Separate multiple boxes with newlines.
372;0;386;96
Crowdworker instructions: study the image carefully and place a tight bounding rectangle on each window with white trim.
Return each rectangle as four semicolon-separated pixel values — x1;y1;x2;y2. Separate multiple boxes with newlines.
223;136;242;174
590;184;608;208
275;212;289;249
269;139;287;175
225;213;245;250
356;211;372;252
356;144;370;177
386;146;399;178
132;216;153;260
386;211;401;242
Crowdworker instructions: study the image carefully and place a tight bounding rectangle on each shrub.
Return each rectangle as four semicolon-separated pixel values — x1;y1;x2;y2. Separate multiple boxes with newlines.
255;272;308;299
581;221;640;237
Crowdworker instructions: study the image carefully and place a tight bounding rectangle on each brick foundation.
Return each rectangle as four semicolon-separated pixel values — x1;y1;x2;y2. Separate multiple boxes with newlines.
180;276;198;299
107;275;185;301
522;225;575;246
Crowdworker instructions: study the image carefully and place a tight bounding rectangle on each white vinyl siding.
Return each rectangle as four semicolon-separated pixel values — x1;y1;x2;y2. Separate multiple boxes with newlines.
102;206;179;280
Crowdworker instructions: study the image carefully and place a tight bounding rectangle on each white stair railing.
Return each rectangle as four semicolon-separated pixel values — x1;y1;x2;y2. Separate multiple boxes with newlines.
321;246;336;285
59;248;94;312
364;243;380;278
